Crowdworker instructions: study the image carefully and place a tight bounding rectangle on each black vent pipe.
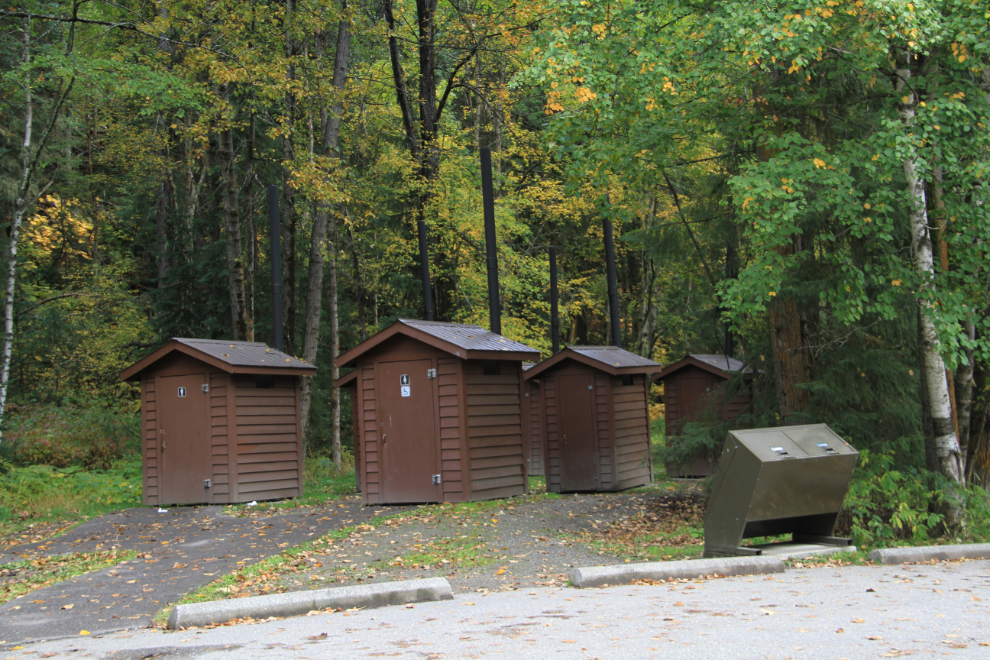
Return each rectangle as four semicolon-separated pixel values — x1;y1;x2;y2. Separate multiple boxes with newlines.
550;246;560;354
267;185;284;352
481;148;501;335
603;201;622;349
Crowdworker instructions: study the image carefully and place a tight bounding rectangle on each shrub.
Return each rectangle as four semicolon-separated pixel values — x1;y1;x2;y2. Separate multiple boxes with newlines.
4;404;140;470
839;449;946;547
0;457;142;524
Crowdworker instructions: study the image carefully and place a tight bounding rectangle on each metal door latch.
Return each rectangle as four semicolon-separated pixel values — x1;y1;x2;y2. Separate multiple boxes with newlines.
202;384;210;393
427;369;437;379
204;479;212;489
432;474;442;485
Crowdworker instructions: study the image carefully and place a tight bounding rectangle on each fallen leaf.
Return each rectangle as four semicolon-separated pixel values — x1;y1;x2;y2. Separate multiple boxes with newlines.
307;632;327;640
61;604;74;610
836;628;845;634
495;568;506;576
851;618;864;623
79;631;90;636
866;636;883;641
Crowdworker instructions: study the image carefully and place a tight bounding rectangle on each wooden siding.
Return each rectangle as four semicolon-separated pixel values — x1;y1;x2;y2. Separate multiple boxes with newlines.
662;365;751;478
542;375;561;491
465;360;526;500
361;363;380;504
611;374;652;489
527;380;544;476
595;374;613;489
437;358;464;502
142;377;158;505
233;375;302;501
211;372;231;503
351;385;362;492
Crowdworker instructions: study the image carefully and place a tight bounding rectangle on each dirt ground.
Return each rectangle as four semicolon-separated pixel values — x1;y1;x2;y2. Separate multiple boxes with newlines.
225;484;707;600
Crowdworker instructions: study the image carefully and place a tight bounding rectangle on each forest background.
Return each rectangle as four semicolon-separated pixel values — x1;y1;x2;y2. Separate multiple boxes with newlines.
2;0;990;534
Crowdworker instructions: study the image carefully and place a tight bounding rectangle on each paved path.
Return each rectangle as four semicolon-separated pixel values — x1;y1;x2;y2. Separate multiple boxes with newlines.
8;559;990;658
0;498;409;644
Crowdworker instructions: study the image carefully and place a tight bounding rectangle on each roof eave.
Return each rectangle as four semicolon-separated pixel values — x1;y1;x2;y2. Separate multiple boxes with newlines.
335;369;359;388
652;355;735;382
120;340;236;381
524;349;622;379
336;321;538;368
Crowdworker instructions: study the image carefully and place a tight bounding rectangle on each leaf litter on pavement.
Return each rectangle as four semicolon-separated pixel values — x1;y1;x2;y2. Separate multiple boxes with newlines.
192;485;713;607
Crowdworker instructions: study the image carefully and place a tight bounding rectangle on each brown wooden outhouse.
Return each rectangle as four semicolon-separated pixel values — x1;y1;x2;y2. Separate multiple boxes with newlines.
652;354;753;477
523;346;660;493
121;338;316;506
334;319;541;505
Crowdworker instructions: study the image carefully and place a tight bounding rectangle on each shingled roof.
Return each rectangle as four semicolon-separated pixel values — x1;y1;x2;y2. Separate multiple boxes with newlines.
523;345;661;380
121;338;317;381
652;353;752;382
336;318;540;369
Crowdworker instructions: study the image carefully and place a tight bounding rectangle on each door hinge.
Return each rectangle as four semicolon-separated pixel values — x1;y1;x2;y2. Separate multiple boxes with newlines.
432;474;442;485
427;369;437;379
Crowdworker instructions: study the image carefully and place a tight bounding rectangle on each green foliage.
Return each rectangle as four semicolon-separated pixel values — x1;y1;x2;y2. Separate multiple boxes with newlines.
0;548;139;604
842;450;945;547
3;404;140;470
0;457;142;527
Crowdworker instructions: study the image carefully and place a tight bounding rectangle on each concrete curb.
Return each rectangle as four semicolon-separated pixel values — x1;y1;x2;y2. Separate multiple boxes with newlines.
167;578;453;629
569;556;785;589
868;543;990;565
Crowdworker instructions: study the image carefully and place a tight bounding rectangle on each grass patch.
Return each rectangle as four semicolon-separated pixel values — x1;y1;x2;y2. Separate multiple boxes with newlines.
153;511;416;627
0;549;138;604
0;458;142;546
571;488;708;562
784;549;871;567
379;533;492;571
159;488;565;626
224;452;359;516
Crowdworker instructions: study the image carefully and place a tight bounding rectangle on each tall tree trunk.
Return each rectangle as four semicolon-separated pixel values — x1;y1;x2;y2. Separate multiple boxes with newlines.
928;165;960;440
348;225;367;341
282;0;298;354
384;0;433;320
155;129;173;286
956;320;976;466
636;195;658;358
328;219;341;468
1;15;73;442
299;2;351;463
896;50;966;502
244;103;257;341
769;285;809;419
219;86;248;340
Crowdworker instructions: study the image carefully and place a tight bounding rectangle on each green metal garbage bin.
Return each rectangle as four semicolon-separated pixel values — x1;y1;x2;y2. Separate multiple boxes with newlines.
703;424;859;558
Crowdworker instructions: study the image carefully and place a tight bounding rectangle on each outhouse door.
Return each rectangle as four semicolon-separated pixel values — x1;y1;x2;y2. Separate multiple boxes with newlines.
677;375;712;430
157;373;212;505
378;359;439;503
557;373;598;490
